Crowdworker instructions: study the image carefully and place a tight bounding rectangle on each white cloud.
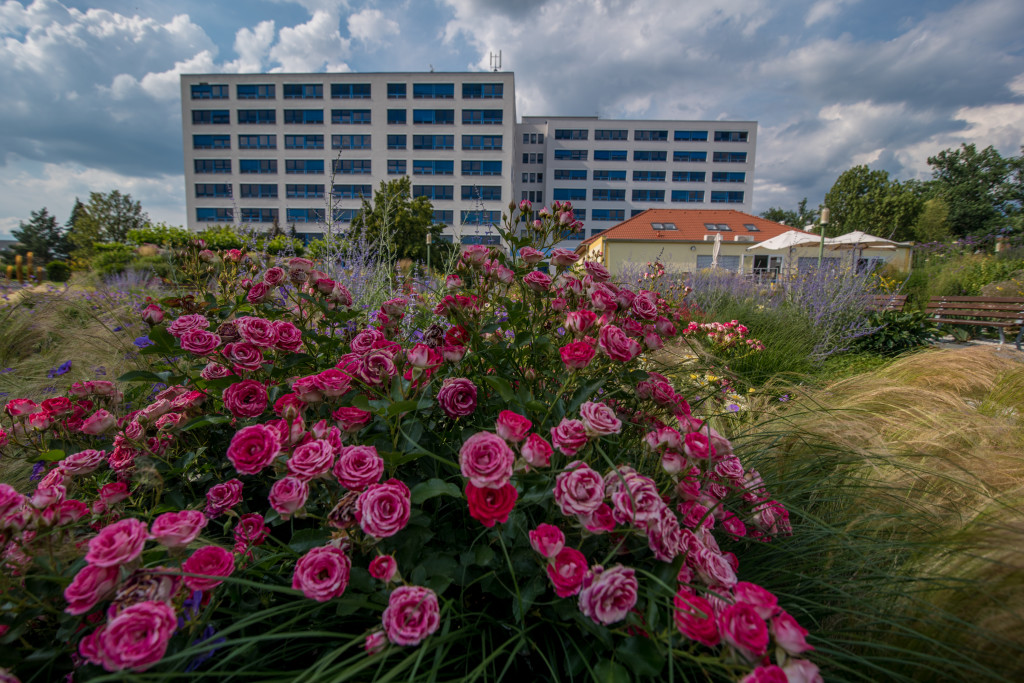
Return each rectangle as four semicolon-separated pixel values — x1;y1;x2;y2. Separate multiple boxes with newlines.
805;0;858;26
347;8;399;45
229;20;276;73
269;9;351;72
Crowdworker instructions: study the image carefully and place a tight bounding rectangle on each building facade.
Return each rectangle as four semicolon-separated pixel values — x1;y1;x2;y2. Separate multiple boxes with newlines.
180;72;756;247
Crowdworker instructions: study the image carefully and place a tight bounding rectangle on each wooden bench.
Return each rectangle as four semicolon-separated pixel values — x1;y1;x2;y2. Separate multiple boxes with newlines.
867;294;908;312
925;296;1024;350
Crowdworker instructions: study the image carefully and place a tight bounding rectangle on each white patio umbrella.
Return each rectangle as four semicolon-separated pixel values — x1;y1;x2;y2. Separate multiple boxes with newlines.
826;230;899;250
710;232;723;267
745;230;829;251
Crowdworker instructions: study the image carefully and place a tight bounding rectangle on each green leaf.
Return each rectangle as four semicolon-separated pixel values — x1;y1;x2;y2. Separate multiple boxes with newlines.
180;414;232;432
568;377;609;414
38;449;65;462
117;369;165;383
287;528;332;554
410;478;462;504
512;576;547;623
593;659;632;683
482;375;517;403
386;400;419;416
615;637;664;677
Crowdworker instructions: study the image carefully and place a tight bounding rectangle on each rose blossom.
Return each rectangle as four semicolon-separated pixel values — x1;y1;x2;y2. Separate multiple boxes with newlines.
291;376;323;403
58;499;90;525
233;513;270;551
226;424;280;475
459;431;514;489
733;581;779;619
181;545;235;592
782;659;823;683
554;461;605;516
273;320;303;352
333;406;372;434
269;477;310;519
178;329;221;356
222;380;268;419
356;479;411;538
201;362;233;380
222;342;263;372
578;564;638;625
495;410;532;442
465;482;518;527
519;246;545;264
167;314;209;338
274;393;306;420
579;401;622;436
683;432;716;460
770;611;814;654
382;585;440;646
333;445;385;491
597;325;642;362
528;523;565;558
369;555;399;583
85;518;149;567
149;510;208;548
583;261;611;282
141;304;164;325
739;666;788;683
81;409;116;435
235;316;279;348
546;547;588;598
559;341;596;370
355;351;398;388
314;368;352;398
365;630;387;654
549;248;579;267
437;378;478;418
64;564;120;615
719;602;769;659
523;271;551;292
673;588;720;647
205;479;243;517
94;600;177;672
293;545;352;601
520;433;553;468
287;439;335;481
60;449;107;476
550;418;588;456
247;281;271;304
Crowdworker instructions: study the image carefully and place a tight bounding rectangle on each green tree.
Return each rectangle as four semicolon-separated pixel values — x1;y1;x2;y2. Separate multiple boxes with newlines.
912;198;953;242
761;198;817;228
10;207;70;262
927;143;1014;236
347;177;447;262
823;165;924;240
67;190;150;259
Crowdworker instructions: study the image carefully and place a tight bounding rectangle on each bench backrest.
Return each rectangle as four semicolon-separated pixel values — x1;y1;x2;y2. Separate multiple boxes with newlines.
867;294;908;312
925;296;1024;322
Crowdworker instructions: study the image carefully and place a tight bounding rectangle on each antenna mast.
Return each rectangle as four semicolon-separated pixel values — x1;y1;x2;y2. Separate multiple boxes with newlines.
489;51;502;72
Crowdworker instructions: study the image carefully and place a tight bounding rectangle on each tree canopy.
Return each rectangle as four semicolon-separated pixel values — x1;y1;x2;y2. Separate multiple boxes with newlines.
822;165;924;241
346;176;450;263
927;143;1020;236
67;190;149;260
760;198;818;229
9;207;70;263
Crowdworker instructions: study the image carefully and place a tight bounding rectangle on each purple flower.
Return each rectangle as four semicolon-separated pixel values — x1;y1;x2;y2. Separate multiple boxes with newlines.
134;336;154;349
29;461;46;482
47;360;72;378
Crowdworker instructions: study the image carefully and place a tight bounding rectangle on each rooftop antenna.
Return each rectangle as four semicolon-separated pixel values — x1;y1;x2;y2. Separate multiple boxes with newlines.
489;51;502;72
429;64;434;72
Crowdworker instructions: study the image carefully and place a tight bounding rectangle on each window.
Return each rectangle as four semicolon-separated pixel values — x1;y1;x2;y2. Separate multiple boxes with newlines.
593;150;626;161
195;183;232;198
712;172;746;183
553;188;586;201
331;184;371;199
593;170;626;181
433;210;453;223
650;222;677;231
332;134;371;150
240;184;278;198
462;109;503;125
284;109;324;124
714;130;748;142
461;185;501;200
413;135;454;150
414;185;454;200
332;109;370;124
703;223;733;231
554;169;587;180
521;153;543;164
633;150;667;161
413;109;455;125
387;135;406;150
236;84;274;99
520;190;544;203
238;109;275;124
460;211;502;226
333;209;359;222
196;208;233;222
192;110;229;125
462;135;502;150
590;228;605;237
571;209;583;219
239;159;277;174
387;109;406;124
462;83;503;98
672;190;705;203
743;223;760;232
633;171;666;182
388;160;406;175
240;208;278;223
193;134;230;149
413;160;454;176
285;159;324;174
285;134;324;149
591;209;625;221
713;152;747;163
330;83;371;99
460;233;501;245
521;172;543;183
674;130;708;141
461;160;502;176
194;159;231;174
413;83;454;99
672;171;706;182
554;129;588;140
283;84;323;99
592;189;625;201
238;134;276;149
332;159;371;174
522;132;544;144
711;190;745;203
191;84;228;99
595;129;628;140
635;129;668;141
387;83;406;99
286;184;325;198
554;149;588;161
632;189;665;202
287;208;325;223
632;209;646;217
674;151;707;162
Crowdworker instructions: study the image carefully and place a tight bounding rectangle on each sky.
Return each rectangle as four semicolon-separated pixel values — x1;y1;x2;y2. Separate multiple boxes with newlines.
1;0;1023;237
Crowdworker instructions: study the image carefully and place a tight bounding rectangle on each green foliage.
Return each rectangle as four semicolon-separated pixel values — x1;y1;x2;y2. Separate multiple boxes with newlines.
67;190;149;261
348;176;447;262
263;234;305;256
905;252;1024;306
45;260;72;282
853;310;939;356
928;143;1018;236
126;223;193;248
912;197;953;242
8;207;70;263
196;225;245;250
90;242;135;277
760;197;818;228
823;165;925;241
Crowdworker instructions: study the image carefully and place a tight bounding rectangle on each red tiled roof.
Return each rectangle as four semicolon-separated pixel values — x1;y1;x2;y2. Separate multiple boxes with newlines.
576;209;807;249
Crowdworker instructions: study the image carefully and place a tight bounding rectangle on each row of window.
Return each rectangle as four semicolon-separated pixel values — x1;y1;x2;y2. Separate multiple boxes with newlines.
194;183;503;201
551;129;747;142
191;82;504;100
194;133;504;150
548;189;744;202
550;150;747;163
194;159;505;176
548;170;746;183
194;207;502;227
192;109;505;126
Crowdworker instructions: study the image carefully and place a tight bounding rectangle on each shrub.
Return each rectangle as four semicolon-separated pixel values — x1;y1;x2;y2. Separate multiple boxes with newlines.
197;225;245;250
126;223;193;248
262;234;304;256
853;310;939;356
45;260;72;282
90;242;135;277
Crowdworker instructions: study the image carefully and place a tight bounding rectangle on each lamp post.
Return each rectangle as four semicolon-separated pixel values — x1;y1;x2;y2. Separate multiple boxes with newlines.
817;207;830;268
426;232;432;275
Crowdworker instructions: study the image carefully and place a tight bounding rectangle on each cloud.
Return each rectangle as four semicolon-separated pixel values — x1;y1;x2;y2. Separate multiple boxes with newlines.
269;9;351;72
805;0;858;26
229;20;276;73
347;8;399;45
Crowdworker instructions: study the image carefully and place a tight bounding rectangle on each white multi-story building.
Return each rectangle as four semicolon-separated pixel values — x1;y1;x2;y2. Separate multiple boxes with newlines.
179;72;756;248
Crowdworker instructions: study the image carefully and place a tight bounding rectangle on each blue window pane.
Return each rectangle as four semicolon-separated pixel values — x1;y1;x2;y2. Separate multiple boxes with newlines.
330;83;371;99
674;130;708;141
238;109;275;124
285;184;325;198
593;150;626;161
239;159;277;174
195;183;232;198
237;84;275;99
193;135;230;149
191;84;228;99
240;184;278;198
673;151;707;162
413;83;454;99
462;109;503;125
387;83;406;99
672;171;706;182
671;190;705;203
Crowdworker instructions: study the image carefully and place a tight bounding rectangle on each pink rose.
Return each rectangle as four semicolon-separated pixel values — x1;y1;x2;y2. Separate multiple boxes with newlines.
178;329;221;356
94;600;177;672
81;409;116;435
247;281;272;304
222;342;263;372
546;547;588;598
550;418;588;456
314;368;352;398
98;481;129;507
549;248;579;267
263;266;285;285
181;545;235;592
365;630;387;654
333;406;372;434
58;499;90;525
354;350;398;388
368;555;398;582
233;513;270;551
287;439;335;481
333;445;385;491
554;461;605;516
519;246;545;264
465;482;518;527
205;479;243;517
683;432;716;460
579;401;622;436
523;271;551;292
273;320;303;352
85;518;149;567
356;479;411;538
60;449;108;476
520;433;553;468
437;378;477;418
583;261;611;282
235;316;279;348
222;380;268;419
64;564;120;615
459;431;514;489
733;581;779;619
150;510;208;548
770;610;813;654
782;659;823;683
673;588;720;647
719;602;769;659
581;503;617;533
630;292;659;320
167;314;209;338
528;523;565;558
382;585;440;646
291;375;323;403
226;424;280;475
269;477;309;519
597;325;642;362
201;362;233;380
495;410;531;442
740;666;788;683
565;310;598;335
578;564;638;625
293;545;352;601
141;304;164;325
559;341;596;370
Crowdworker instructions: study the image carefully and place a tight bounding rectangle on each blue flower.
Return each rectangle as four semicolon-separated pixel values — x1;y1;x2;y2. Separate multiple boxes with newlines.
0;367;14;374
29;461;46;482
47;360;72;378
134;336;154;349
